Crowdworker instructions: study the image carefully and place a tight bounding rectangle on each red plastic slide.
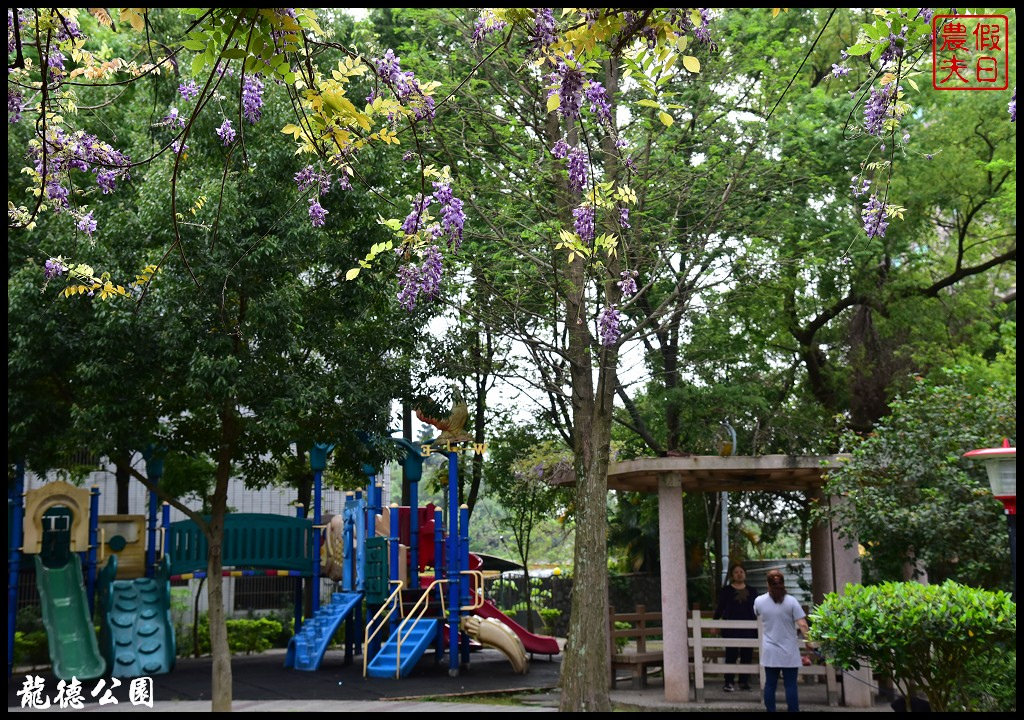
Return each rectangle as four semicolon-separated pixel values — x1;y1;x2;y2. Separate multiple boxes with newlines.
477;599;560;656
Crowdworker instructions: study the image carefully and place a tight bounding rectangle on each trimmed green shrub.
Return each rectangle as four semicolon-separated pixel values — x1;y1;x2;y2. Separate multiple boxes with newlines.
181;615;285;656
809;581;1016;712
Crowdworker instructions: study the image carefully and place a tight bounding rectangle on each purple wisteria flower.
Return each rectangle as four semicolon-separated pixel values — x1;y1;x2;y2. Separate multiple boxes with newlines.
694;8;713;44
397;245;443;311
618;270;638;298
550;55;583;119
179;80;200;101
373;49;435;120
551;137;569;159
401;195;432;235
598;306;621;346
8;10;18;55
8;89;24;123
163;107;186;128
532;8;556;52
77;211;97;237
567;146;588;192
832;64;850;78
216;118;236;145
471;10;507;45
47;50;66;73
916;8;934;23
432;181;466;249
619;207;630;229
879;30;906;64
419;245;442;297
294;165;316;192
294;165;332;193
241;75;264;124
171;139;189;155
44;257;68;280
308;198;328;227
1010;87;1016;122
864;84;895;136
850;176;871;198
96;170;118;194
572;204;595;243
54;16;83;42
45;181;69;210
861;195;889;238
584;81;612;124
402;150;415;162
337;174;352;191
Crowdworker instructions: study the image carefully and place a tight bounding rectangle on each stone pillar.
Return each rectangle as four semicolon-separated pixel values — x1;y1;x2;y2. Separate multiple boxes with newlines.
814;493;872;708
658;476;689;703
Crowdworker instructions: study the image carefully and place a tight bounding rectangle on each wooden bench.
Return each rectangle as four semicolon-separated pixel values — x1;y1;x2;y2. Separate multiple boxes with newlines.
688;610;838;705
609;604;664;689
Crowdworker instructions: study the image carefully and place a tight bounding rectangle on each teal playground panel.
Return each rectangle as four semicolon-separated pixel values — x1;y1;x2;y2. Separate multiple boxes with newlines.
165;514;317;576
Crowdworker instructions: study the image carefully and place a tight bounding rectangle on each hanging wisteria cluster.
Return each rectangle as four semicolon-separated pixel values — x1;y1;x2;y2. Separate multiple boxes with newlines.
396;245;443;311
26;126;132;239
373;49;435;121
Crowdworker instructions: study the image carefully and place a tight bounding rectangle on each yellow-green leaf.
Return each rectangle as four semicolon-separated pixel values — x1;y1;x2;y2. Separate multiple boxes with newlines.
547;93;561;113
659;111;674;127
637;98;661;108
682;55;701;73
345;267;360;281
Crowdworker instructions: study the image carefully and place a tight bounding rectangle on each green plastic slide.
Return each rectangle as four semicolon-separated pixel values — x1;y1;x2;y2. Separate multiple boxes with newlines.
34;554;106;681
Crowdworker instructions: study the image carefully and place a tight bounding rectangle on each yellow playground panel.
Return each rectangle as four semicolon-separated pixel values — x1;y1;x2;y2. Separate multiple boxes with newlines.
22;481;92;554
98;515;147;579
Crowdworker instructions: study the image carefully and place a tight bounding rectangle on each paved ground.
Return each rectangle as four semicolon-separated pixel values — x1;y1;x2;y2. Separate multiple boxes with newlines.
10;649;893;713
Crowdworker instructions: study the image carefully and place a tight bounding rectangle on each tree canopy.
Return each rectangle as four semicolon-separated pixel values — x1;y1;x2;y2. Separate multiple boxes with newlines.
7;7;1016;712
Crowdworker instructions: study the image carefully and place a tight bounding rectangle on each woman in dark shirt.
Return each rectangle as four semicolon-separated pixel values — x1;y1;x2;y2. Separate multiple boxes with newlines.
714;563;758;691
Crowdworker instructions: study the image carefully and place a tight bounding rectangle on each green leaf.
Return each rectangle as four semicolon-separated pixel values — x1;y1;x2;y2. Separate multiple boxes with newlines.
192;52;208;76
846;43;873;56
222;48;246;59
182;39;206;51
637;99;661;108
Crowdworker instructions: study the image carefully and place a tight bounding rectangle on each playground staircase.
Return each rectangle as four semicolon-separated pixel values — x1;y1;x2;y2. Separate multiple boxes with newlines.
365;616;441;678
285;591;363;671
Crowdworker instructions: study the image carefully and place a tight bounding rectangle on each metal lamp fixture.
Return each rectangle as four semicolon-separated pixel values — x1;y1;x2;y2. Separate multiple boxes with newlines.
964;438;1016;600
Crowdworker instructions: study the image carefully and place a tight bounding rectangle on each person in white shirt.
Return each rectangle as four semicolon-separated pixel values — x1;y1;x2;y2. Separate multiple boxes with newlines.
753;570;811;712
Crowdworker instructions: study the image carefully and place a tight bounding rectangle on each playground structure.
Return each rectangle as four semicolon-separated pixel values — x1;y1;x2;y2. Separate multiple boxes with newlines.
7;435;558;682
8;463;176;682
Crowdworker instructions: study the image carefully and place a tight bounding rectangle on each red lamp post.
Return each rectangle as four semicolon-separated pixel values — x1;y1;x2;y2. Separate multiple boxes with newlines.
964;439;1016;600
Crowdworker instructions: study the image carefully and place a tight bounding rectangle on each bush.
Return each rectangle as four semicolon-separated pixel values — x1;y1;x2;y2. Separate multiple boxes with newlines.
809;581;1016;712
14;630;50;667
227;617;282;655
182;614;285;657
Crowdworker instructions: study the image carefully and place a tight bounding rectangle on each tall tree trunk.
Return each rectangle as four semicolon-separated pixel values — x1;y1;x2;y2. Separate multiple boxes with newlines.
558;59;620;712
206;404;238;712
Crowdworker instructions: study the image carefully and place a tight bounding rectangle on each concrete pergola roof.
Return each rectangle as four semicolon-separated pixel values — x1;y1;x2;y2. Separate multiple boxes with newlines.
602;454;850;493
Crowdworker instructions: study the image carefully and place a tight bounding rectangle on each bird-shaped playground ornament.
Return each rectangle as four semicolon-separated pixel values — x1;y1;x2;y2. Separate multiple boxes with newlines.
717;420;737;457
415;390;473;446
